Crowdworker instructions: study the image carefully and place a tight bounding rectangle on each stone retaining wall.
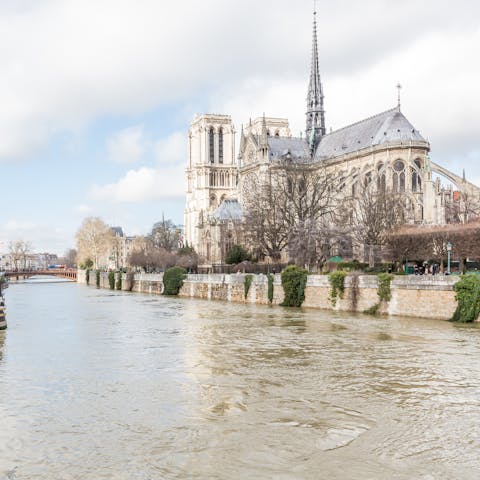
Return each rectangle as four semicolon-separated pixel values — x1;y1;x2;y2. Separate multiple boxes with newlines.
77;270;459;320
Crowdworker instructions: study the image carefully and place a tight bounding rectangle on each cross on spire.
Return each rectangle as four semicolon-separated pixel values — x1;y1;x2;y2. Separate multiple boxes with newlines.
396;83;402;110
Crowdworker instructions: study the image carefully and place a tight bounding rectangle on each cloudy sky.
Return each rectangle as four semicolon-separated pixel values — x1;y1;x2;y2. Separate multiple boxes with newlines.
0;0;479;254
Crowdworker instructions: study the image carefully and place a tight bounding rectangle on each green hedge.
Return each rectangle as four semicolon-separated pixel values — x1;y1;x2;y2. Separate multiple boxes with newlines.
451;275;480;323
336;260;368;271
163;267;187;295
280;265;308;307
329;271;348;306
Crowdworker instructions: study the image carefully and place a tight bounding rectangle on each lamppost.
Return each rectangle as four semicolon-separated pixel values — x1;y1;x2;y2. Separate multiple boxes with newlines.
447;242;452;275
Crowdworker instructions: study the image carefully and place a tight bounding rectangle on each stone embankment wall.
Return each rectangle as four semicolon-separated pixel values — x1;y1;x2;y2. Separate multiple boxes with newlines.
77;270;459;320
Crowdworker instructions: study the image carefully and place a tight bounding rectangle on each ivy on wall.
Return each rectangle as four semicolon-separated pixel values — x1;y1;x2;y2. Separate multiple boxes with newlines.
163;267;187;295
281;266;308;307
451;275;480;323
108;271;115;290
267;274;274;304
244;275;253;299
328;271;347;306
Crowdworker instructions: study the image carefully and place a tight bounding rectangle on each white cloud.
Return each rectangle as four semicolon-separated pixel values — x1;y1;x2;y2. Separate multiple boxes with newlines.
0;221;71;255
3;220;37;232
89;166;184;203
89;130;186;203
106;125;145;164
154;131;186;165
1;0;478;162
74;204;91;214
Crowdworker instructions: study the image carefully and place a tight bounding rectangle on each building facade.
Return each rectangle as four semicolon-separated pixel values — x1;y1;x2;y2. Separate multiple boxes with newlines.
184;10;480;267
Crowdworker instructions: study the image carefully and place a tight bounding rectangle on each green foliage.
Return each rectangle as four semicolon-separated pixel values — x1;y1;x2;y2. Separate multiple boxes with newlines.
226;244;250;265
364;303;380;315
267;273;274;304
244;274;253;299
329;271;348;306
80;258;94;270
336;260;368;271
96;270;100;288
108;271;115;289
280;265;308;307
364;263;393;274
86;269;90;285
163;267;187;295
451;275;480;323
377;273;393;302
116;274;122;291
177;245;195;256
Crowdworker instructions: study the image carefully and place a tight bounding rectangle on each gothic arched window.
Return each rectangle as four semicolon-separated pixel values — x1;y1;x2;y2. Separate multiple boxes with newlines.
393;160;405;192
218;128;224;164
209;127;214;163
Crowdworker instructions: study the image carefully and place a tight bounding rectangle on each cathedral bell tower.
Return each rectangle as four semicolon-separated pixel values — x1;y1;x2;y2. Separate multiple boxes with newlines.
305;8;326;152
184;114;237;253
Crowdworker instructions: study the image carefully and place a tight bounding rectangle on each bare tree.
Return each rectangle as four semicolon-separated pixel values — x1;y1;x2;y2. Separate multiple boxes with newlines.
446;191;480;224
242;172;290;261
76;217;114;269
242;160;340;267
345;182;406;267
8;240;32;270
64;248;77;268
151;217;181;251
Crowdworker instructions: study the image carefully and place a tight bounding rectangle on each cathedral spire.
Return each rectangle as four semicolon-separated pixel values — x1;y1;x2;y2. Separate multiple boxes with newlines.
306;6;325;151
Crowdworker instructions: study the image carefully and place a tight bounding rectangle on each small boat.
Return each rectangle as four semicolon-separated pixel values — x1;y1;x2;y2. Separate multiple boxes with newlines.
0;296;6;330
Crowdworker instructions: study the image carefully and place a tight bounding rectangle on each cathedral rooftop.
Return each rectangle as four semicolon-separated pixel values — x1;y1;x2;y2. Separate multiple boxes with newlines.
314;107;428;160
212;199;242;221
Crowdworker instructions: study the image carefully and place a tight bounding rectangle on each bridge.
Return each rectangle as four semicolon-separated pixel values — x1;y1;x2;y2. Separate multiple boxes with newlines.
4;269;77;281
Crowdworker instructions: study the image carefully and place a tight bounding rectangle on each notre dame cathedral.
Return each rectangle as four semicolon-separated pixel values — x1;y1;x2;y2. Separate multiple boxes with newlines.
184;10;480;268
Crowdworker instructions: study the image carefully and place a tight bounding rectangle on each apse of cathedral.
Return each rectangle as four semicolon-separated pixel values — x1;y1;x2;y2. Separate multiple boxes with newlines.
184;10;480;267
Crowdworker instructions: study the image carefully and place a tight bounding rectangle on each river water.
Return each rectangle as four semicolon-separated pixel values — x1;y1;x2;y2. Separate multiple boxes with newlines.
1;279;480;479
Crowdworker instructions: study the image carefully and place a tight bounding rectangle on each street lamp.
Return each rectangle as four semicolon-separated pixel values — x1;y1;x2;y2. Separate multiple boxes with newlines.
447;242;452;275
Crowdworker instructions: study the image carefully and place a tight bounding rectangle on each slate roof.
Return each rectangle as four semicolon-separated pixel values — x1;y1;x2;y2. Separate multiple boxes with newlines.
213;199;242;221
111;226;124;237
314;108;427;160
267;137;310;161
264;108;427;164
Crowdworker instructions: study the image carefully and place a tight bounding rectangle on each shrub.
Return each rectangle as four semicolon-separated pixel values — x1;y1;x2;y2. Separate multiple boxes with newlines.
280;265;308;307
377;273;393;302
226;244;250;265
329;271;348;306
244;274;253;299
96;270;100;287
163;266;187;295
116;274;122;290
86;269;90;285
336;260;368;272
267;273;274;304
108;271;115;290
451;275;480;323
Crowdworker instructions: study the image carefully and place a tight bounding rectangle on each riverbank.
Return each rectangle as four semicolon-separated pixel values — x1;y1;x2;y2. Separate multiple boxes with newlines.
77;270;459;320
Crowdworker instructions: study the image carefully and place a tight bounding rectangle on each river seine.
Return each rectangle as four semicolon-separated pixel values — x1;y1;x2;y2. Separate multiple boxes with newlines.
1;279;480;479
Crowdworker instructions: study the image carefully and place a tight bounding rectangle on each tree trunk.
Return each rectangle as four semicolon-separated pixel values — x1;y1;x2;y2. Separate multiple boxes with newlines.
368;244;375;268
